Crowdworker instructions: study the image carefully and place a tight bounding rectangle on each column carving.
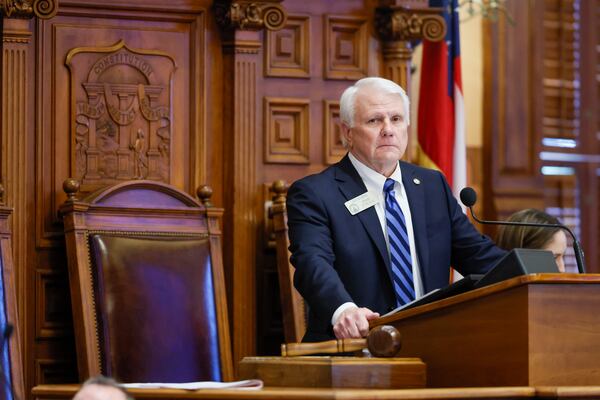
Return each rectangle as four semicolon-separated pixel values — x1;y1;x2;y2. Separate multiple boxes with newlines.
216;0;287;368
214;0;286;31
2;25;31;340
0;0;58;19
375;4;446;91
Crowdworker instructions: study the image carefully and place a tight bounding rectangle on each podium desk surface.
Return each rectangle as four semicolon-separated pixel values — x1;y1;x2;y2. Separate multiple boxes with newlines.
31;384;600;399
372;273;600;326
369;273;600;388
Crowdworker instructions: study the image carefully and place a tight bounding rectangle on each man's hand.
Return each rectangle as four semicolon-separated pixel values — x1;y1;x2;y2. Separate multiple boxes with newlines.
333;306;380;339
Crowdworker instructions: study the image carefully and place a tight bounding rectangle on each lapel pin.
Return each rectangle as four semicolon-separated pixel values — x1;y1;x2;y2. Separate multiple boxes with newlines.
413;178;421;185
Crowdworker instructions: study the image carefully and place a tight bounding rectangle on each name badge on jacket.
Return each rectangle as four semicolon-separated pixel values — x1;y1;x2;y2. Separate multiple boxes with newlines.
344;192;378;215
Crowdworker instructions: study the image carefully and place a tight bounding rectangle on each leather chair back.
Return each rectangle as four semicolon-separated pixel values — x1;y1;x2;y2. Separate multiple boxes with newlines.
60;180;232;382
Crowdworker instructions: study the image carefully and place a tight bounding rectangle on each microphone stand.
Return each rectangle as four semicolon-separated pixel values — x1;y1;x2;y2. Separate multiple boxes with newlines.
467;206;586;274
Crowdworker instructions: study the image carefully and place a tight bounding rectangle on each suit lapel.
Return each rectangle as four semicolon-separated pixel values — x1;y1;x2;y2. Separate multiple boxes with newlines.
401;162;430;282
334;155;390;271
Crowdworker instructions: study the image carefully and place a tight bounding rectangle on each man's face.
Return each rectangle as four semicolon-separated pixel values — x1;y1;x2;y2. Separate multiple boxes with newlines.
342;86;408;177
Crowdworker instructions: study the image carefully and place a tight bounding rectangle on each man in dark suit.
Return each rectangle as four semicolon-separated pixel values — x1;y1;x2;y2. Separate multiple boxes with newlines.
287;77;505;342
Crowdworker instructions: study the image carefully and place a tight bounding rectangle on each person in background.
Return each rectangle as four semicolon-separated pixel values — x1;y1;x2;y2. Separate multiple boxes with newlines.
495;208;568;272
73;376;132;400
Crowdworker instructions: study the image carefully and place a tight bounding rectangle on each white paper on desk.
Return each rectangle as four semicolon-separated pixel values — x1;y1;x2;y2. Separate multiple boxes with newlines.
121;379;263;390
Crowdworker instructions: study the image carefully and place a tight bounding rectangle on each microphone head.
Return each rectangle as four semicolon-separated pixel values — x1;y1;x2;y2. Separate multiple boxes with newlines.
460;187;477;208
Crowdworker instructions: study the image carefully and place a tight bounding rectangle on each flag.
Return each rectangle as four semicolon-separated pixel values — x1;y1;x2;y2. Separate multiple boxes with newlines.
416;0;466;282
416;0;466;197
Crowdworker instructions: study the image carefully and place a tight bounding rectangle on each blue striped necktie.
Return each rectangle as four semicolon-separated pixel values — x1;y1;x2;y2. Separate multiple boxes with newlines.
383;178;415;306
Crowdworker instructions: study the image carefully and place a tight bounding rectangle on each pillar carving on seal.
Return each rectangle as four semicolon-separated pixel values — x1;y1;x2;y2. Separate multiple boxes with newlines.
375;4;446;92
0;0;58;19
214;0;288;368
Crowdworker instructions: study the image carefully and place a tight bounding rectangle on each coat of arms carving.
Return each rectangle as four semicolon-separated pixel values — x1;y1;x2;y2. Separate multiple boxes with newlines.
66;40;176;186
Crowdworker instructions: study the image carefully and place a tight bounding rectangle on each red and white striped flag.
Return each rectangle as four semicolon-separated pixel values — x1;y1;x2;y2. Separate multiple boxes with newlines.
416;0;466;282
416;0;466;197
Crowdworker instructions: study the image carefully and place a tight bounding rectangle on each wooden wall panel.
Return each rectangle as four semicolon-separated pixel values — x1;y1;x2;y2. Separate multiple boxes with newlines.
36;7;204;247
1;1;216;395
324;15;369;80
264;15;310;78
2;17;35;358
263;97;310;164
482;0;546;227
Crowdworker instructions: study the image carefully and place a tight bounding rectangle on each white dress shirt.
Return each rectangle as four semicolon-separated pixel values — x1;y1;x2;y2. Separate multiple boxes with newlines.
331;153;424;325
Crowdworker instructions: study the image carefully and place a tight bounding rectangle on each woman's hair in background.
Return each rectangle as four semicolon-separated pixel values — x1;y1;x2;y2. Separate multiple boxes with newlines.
495;208;562;251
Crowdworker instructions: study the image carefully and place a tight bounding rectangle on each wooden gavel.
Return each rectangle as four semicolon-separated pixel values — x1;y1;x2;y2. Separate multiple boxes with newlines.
281;325;402;358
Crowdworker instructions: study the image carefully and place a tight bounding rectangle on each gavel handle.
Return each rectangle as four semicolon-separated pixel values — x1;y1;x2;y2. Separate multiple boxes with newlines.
281;338;366;356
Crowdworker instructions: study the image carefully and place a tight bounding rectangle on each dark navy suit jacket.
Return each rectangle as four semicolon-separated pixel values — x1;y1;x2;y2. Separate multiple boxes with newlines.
286;155;506;342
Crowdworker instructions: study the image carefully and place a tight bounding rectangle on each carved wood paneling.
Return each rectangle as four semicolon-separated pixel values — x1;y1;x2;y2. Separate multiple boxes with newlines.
2;25;31;335
36;8;204;248
35;270;72;339
214;0;287;31
222;33;261;367
35;360;78;385
0;0;59;19
324;15;368;80
264;14;309;78
66;40;175;188
323;100;344;165
263;97;309;164
28;3;208;391
375;5;445;92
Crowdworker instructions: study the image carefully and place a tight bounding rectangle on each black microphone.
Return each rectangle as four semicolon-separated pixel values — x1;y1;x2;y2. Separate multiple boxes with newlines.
459;187;586;274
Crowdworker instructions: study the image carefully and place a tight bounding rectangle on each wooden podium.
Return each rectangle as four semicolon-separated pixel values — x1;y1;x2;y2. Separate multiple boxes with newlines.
371;274;600;388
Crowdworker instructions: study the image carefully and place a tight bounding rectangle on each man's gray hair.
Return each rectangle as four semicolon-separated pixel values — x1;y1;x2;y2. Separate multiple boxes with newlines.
77;375;134;400
339;77;410;128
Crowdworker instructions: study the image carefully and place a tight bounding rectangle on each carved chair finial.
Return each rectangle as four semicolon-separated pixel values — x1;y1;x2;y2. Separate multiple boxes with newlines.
270;180;287;205
63;178;81;202
197;185;213;207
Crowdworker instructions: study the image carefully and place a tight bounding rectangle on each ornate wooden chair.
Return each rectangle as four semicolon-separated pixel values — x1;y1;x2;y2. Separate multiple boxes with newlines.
0;185;24;400
269;180;306;343
59;179;232;383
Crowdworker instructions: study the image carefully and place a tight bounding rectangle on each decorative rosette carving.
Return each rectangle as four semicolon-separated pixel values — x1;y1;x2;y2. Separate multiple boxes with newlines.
1;0;58;19
375;6;446;42
32;0;57;19
214;0;287;31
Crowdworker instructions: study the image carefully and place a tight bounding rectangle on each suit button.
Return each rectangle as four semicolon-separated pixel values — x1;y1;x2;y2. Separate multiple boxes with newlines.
388;305;395;312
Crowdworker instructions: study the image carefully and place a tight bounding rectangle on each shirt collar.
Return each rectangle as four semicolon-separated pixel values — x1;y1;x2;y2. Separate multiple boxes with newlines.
348;152;403;192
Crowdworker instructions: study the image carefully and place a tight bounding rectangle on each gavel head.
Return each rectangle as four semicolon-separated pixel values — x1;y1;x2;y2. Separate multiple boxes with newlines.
366;325;402;357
